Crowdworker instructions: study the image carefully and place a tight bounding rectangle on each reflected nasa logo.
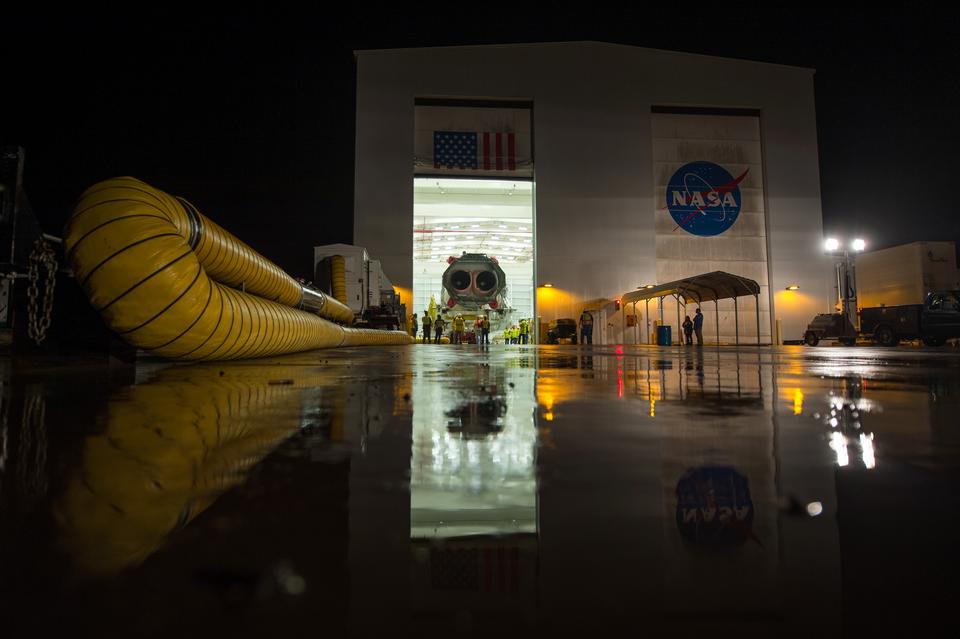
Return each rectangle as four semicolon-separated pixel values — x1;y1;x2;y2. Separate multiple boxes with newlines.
675;466;761;548
666;161;749;237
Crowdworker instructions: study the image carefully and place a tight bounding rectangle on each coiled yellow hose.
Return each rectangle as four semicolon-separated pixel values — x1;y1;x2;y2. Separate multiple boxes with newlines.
330;254;348;305
64;177;412;360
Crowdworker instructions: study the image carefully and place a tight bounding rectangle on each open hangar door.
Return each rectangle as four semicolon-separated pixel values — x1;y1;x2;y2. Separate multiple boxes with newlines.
413;100;533;343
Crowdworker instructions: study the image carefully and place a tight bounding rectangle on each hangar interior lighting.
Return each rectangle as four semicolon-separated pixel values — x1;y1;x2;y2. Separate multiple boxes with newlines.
413;177;535;323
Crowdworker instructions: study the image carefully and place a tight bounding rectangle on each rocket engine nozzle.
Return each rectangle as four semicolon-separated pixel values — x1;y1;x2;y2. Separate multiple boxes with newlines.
441;253;507;307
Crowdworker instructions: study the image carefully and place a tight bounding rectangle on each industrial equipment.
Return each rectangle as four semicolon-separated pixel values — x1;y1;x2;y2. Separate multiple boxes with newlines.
313;243;406;331
62;178;411;361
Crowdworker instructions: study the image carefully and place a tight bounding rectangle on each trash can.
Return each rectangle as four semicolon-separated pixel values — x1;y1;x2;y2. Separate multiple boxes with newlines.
656;325;672;346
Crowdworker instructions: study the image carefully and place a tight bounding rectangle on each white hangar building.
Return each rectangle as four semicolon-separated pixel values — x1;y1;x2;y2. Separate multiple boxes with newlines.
352;41;833;344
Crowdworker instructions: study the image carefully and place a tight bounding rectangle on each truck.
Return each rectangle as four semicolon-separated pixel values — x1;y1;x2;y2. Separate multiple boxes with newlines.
859;291;960;347
804;290;960;346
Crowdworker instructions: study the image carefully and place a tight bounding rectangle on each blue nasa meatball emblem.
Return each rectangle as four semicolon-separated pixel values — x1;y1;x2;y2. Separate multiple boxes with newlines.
666;162;749;237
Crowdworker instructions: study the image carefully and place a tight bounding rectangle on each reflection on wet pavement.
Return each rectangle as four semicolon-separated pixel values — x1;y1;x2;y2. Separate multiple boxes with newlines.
2;345;959;636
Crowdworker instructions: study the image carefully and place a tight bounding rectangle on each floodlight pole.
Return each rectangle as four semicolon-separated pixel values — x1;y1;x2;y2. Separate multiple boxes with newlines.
829;247;860;332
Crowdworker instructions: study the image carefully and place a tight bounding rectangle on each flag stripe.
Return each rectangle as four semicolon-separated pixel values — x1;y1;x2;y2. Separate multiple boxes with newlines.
483;132;491;170
508;133;516;171
495;134;503;171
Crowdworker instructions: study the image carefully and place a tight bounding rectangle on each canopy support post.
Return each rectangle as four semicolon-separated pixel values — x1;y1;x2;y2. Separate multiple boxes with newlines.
646;299;651;344
755;294;761;346
734;296;739;345
676;294;681;344
715;300;720;345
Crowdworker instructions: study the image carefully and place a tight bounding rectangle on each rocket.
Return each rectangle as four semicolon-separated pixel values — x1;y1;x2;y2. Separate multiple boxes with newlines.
441;253;507;310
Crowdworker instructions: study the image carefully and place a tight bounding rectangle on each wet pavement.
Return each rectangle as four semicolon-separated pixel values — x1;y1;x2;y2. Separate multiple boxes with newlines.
2;344;959;637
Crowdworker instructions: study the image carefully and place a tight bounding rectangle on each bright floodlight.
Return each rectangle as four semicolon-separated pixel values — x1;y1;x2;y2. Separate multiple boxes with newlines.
851;238;866;252
824;238;840;252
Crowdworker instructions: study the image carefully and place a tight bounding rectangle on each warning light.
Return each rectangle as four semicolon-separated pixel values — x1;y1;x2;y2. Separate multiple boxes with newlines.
615;298;621;311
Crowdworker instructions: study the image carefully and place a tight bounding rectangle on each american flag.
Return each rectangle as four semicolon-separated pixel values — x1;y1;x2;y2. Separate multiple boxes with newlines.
434;131;517;171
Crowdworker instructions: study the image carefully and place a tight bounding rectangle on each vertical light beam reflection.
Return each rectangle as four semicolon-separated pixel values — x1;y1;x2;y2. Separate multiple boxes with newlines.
410;360;537;539
793;389;803;416
829;431;849;467
860;433;876;469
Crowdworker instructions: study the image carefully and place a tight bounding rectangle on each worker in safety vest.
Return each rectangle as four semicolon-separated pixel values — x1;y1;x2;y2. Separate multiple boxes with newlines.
452;314;465;344
421;312;431;343
579;310;594;345
519;319;529;344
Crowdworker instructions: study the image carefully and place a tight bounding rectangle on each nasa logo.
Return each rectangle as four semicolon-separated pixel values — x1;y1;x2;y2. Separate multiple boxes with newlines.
666;162;749;237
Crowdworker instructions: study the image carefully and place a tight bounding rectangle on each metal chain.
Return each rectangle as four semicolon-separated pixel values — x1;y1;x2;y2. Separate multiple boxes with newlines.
27;238;57;345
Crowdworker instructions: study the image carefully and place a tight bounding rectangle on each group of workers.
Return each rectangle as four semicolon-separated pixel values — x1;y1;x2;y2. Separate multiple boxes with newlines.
503;319;531;344
579;306;705;345
409;313;531;345
413;312;483;344
409;306;707;346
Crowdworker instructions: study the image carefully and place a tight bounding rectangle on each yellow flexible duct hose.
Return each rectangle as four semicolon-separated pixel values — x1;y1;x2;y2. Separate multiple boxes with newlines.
64;177;412;360
330;254;348;305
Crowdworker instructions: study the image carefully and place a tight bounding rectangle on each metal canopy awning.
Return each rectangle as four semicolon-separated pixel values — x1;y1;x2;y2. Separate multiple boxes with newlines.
622;271;760;305
620;271;762;345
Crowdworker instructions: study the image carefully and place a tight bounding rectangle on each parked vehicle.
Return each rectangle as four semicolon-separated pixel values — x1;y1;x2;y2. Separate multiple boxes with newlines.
546;318;578;344
804;290;960;347
803;312;857;346
860;291;960;346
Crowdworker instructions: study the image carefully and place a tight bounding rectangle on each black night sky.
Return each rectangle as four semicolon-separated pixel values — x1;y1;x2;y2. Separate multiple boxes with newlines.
5;9;960;279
